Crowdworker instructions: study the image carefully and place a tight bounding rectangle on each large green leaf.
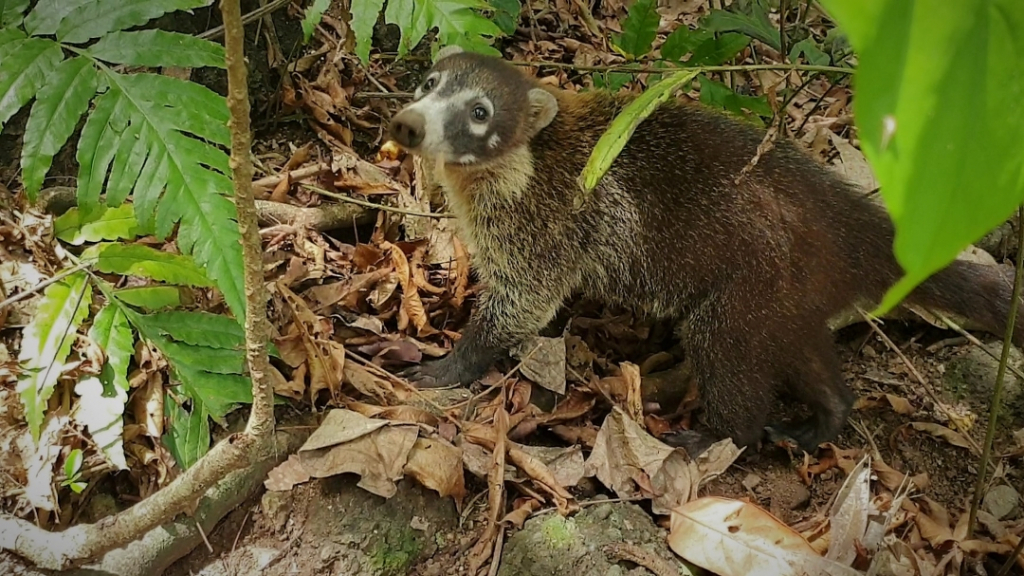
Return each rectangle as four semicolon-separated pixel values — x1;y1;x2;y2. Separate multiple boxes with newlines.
143;310;245;350
661;26;712;62
74;71;243;322
577;70;701;200
114;286;184;310
163;396;210;469
16;272;92;441
173;364;252;419
57;0;213;44
88;242;213;287
23;0;91;36
686;33;751;67
75;305;134;470
0;37;63;131
87;30;226;68
1;0;29;27
424;0;503;56
54;204;143;245
820;0;1024;312
351;0;386;64
385;0;428;58
704;4;781;51
614;0;660;59
301;0;331;43
21;57;100;198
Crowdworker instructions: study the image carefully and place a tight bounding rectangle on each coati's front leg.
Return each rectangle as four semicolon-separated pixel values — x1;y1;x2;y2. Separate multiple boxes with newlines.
404;281;564;388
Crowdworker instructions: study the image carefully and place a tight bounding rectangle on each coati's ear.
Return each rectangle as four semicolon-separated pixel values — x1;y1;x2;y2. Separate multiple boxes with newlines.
526;88;558;136
435;45;464;62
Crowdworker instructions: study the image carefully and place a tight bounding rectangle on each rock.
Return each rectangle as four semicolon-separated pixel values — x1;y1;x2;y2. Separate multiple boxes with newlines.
260;489;293;534
497;502;693;576
982;484;1021;520
742;473;762;491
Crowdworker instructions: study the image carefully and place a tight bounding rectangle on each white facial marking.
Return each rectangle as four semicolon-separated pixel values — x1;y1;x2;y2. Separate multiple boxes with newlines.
401;92;451;157
469;121;488;137
488;133;501;149
458;154;477;164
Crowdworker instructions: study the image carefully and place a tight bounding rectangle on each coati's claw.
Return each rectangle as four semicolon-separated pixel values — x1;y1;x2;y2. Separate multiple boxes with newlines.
661;430;717;457
765;423;821;454
400;359;462;389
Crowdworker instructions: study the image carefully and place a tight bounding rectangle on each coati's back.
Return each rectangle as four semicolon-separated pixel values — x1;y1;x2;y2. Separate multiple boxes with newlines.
389;47;1024;453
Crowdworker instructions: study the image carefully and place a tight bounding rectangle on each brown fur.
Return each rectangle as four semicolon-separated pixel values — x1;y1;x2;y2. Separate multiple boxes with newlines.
390;50;1024;453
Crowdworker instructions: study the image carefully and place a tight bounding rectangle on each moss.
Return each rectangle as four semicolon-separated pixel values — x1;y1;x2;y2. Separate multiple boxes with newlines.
539;515;579;549
367;526;421;576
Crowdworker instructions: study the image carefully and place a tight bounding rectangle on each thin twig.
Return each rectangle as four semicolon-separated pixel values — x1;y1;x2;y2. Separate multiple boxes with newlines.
858;309;982;454
926;311;1024;381
997;533;1024;576
198;0;290;40
303;183;454;219
0;260;91;312
969;204;1024;538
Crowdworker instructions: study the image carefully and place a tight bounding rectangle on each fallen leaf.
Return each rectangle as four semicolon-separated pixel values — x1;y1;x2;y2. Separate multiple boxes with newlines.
826;456;873;566
74;376;128;470
583;406;673;498
854;393;915;415
511;336;566;394
17;414;68;511
669;497;862;576
650;438;741;515
906;422;972;449
265;454;312;491
404;437;466;505
517;445;585;488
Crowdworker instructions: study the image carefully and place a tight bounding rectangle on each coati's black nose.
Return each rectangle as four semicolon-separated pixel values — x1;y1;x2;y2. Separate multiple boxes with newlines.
389;109;425;149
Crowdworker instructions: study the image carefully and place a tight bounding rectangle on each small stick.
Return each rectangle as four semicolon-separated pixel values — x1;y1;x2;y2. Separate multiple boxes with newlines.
303;183;454;219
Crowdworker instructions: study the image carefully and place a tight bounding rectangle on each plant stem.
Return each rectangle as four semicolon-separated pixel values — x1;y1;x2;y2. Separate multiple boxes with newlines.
221;0;275;441
303;183;455;219
967;204;1024;538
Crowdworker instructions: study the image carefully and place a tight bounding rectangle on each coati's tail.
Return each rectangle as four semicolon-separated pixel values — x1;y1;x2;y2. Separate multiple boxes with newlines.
905;259;1024;346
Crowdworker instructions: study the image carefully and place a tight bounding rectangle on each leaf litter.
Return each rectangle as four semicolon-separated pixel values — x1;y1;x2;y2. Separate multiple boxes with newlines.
0;2;1022;575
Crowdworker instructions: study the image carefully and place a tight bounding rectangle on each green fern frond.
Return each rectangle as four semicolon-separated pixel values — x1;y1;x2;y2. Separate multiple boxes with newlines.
86;242;214;288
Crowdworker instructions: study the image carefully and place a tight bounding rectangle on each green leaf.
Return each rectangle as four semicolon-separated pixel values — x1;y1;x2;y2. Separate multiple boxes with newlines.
21;57;100;199
577;69;701;199
64;448;83;478
114;286;184;310
661;26;711;62
301;0;331;43
788;37;830;66
73;71;244;322
698;75;772;120
173;365;252;419
55;204;142;245
57;0;214;44
87;30;226;68
1;0;29;27
75;374;130;470
686;33;750;66
384;0;425;57
90;305;134;396
351;0;386;64
90;242;213;287
16;272;92;441
491;0;521;36
23;0;91;36
163;396;210;469
704;4;781;51
594;71;633;92
0;38;64;132
614;0;660;59
819;0;1024;312
0;27;25;47
423;0;504;56
161;338;245;375
143;310;244;350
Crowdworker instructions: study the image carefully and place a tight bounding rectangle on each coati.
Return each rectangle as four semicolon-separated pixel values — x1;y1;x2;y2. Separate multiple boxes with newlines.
387;45;1024;454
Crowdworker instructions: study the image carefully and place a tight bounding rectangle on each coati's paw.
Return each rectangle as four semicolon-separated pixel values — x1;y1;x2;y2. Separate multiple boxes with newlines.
765;422;822;454
400;357;465;389
661;429;717;457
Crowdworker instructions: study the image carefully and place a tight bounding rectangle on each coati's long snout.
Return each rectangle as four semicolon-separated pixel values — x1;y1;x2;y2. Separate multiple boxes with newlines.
390;45;1023;455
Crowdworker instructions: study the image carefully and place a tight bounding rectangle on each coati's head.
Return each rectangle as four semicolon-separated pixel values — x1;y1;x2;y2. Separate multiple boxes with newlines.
387;46;559;166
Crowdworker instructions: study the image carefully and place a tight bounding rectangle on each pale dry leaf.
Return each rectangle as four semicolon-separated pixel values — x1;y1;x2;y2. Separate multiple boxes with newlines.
854;393;915;415
73;376;129;470
299;422;419;498
17;414;68;511
268;363;304;400
668;497;862;576
404;437;466;504
826;455;872;566
511;336;566;394
517;445;585;488
265;453;312;491
300;409;389;451
583;406;674;498
131;372;164;438
828;132;880;193
915;496;955;548
343;362;394;402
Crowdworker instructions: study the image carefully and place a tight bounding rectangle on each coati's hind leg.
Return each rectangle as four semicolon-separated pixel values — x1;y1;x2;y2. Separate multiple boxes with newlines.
663;304;776;454
766;321;854;452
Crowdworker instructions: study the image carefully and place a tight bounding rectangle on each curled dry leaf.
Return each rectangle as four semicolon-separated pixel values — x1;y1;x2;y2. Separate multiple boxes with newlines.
650;438;742;516
584;406;673;499
826;456;873;566
343;362;395;403
905;422;972;450
382;241;436;336
346;400;439;427
517;445;585;489
854;393;915;415
914;496;956;548
872;458;929;492
298;409;419;498
668;497;862;576
510;336;567;394
269;363;305;400
502;498;543;529
404;437;466;506
131;372;164;438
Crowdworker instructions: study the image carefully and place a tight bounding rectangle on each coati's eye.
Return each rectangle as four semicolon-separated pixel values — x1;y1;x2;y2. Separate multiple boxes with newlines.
422;75;437;92
472;105;489;122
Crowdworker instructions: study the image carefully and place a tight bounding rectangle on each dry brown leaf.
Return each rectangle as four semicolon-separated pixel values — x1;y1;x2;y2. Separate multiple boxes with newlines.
510;336;566;394
906;422;972;450
269;363;304;400
18;414;67;511
469;407;509;573
502;499;542;529
298;410;418;498
404;437;466;505
915;496;955;548
668;497;862;576
383;241;435;336
343;362;395;403
583;406;674;499
872;458;929;492
265;454;312;491
131;372;164;438
346;400;438;427
854;393;915;415
517;445;585;489
650;438;742;515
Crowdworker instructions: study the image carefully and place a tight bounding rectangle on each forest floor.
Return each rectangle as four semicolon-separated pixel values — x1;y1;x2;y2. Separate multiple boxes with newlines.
2;1;1023;576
